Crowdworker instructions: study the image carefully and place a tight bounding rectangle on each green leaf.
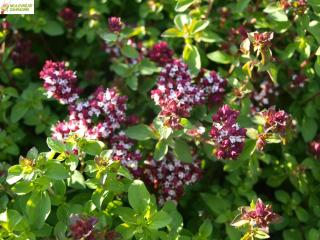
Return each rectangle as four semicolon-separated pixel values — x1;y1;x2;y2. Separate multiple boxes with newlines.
161;28;184;38
308;229;320;240
174;14;191;31
254;229;270;239
266;64;278;84
26;191;51;228
275;190;290;203
82;140;104;155
10;101;30;122
309;21;320;44
112;63;131;77
46;138;65;153
125;76;138;91
183;44;201;75
100;33;117;43
207;51;232;64
199;219;213;237
235;0;250;12
175;0;195;12
116;223;136;240
128;180;150;214
295;207;309;222
174;139;193;163
125;124;155;141
43;20;64;36
12;181;33;195
154;140;168;161
26;147;38;160
0;210;23;231
115;207;137;224
45;161;68;180
6;165;23;185
191;20;210;34
301;118;317;142
148;210;172;229
201;193;229;215
315;56;320;77
200;31;223;43
121;45;139;59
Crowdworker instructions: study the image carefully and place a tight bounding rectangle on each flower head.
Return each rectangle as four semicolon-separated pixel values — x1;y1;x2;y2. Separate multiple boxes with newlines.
109;132;142;173
249;32;274;48
232;198;279;233
12;39;38;68
142;152;201;205
69;87;127;139
199;70;227;105
69;215;98;240
251;80;279;112
290;73;307;89
210;105;246;159
108;17;123;32
148;42;173;66
261;108;292;135
151;59;205;129
59;7;78;29
40;61;80;104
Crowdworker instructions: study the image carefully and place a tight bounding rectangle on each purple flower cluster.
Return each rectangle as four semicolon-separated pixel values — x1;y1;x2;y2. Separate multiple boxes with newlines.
51;88;127;140
108;17;123;32
40;61;80;104
148;41;173;66
51;119;88;141
239;198;279;232
40;61;128;140
59;7;78;29
251;80;279;112
210;105;246;159
109;132;142;173
68;87;127;139
199;70;227;105
290;73;307;89
261;107;292;135
69;215;98;240
151;59;204;128
11;39;38;68
142;152;201;205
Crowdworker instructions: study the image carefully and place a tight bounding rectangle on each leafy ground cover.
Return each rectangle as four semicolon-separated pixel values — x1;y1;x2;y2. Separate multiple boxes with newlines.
0;0;320;239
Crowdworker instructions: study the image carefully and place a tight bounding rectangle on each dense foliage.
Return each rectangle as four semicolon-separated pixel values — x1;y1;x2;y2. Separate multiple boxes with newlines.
0;0;320;239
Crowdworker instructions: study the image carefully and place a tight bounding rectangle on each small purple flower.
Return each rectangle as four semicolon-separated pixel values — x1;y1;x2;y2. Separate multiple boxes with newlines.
69;215;98;240
251;80;279;113
59;7;78;29
68;87;127;139
51;119;88;141
148;42;173;66
199;70;227;105
151;59;205;129
261;107;292;135
142;152;201;205
40;61;80;104
210;105;246;159
233;198;279;233
108;17;123;32
11;39;38;68
109;131;142;173
290;73;307;89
